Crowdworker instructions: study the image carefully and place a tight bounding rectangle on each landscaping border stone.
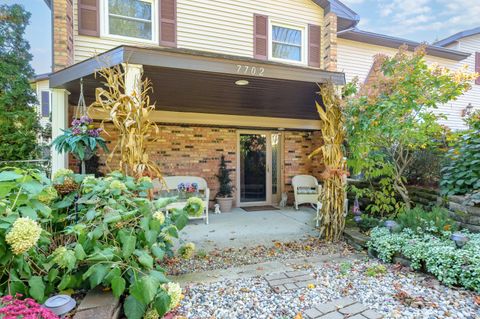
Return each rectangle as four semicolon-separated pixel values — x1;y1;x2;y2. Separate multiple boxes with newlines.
73;289;120;319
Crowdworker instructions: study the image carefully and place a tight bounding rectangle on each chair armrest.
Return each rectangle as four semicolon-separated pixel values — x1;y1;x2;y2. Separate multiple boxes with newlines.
204;188;210;201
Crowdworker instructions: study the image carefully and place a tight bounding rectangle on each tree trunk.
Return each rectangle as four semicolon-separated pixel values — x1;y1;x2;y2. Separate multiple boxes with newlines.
393;179;411;210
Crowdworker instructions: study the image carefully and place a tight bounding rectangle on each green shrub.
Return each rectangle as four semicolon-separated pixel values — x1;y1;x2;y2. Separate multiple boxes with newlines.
395;206;457;235
0;168;189;319
368;227;480;292
357;215;381;233
440;129;480;196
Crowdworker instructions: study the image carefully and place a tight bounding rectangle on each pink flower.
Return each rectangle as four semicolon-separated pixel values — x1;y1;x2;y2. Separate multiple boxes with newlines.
0;295;59;319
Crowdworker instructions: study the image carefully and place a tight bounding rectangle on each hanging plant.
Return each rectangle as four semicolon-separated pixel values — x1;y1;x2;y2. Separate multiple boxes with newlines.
52;78;108;174
52;115;108;172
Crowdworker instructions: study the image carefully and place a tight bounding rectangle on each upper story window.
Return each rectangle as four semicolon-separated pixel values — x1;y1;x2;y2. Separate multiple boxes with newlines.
103;0;156;41
269;22;306;64
40;91;50;118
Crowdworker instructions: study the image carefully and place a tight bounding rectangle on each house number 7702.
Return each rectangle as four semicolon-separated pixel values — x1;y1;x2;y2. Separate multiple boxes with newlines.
236;64;265;76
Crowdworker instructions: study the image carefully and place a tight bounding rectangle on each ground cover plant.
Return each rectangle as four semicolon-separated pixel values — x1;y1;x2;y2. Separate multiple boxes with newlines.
0;168;193;319
368;205;479;292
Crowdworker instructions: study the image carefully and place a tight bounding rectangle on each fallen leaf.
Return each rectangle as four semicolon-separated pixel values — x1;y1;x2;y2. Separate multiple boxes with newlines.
474;296;480;305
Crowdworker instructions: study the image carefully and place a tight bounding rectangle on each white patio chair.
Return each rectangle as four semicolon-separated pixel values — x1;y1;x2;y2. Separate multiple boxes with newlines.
292;175;322;226
153;176;210;224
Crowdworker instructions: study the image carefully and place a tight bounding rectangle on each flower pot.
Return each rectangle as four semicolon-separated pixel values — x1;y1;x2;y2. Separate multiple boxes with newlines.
216;197;233;212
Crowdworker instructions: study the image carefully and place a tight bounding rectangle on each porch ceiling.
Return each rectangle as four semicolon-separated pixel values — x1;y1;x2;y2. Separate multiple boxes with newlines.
51;46;346;120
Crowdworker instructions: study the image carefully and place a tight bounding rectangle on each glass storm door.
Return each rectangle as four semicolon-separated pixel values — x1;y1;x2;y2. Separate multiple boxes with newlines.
238;131;282;206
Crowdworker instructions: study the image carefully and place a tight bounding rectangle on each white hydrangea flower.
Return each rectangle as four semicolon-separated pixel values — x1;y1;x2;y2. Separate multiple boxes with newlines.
5;217;42;255
153;211;165;225
163;282;182;309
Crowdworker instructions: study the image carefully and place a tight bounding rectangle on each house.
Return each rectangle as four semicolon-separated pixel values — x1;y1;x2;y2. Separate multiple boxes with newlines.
44;0;355;208
435;26;480;122
41;0;478;207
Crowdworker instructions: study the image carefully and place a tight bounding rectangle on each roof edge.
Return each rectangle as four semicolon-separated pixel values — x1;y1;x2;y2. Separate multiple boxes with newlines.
338;28;471;61
434;27;480;47
312;0;360;31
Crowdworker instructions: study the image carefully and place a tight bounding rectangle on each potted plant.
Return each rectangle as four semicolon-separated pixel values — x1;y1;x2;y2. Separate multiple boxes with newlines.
52;116;108;174
215;154;234;212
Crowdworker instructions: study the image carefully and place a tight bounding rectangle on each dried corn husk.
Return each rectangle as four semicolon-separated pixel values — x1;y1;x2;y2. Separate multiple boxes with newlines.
89;64;164;185
309;83;347;242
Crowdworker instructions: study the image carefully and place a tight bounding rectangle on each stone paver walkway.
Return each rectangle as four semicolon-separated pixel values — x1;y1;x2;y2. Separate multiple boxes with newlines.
304;297;383;319
265;270;316;292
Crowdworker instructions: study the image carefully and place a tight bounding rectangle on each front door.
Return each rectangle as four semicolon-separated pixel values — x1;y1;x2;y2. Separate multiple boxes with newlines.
237;131;282;207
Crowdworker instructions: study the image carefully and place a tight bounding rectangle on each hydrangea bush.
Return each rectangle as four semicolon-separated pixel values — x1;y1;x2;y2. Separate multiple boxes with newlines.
368;227;480;291
0;168;190;319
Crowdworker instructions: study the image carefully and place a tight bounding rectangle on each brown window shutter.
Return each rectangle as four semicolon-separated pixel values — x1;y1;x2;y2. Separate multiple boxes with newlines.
308;24;321;68
254;14;268;60
160;0;177;47
78;0;99;37
476;52;480;85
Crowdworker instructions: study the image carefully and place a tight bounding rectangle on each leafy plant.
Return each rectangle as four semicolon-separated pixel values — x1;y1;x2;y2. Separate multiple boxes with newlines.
368;227;480;292
346;45;476;210
351;177;405;218
216;154;233;198
440;130;480;196
395;206;457;235
0;168;189;318
339;262;352;275
365;264;387;277
52;116;108;162
357;215;381;233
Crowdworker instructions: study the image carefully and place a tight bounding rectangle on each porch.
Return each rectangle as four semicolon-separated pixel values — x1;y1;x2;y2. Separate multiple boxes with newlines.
177;206;319;251
48;45;345;207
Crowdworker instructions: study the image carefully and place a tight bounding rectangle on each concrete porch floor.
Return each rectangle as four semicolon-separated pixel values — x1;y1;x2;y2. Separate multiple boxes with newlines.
177;206;319;251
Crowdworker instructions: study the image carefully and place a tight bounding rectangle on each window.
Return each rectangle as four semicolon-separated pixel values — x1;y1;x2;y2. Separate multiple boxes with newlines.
41;91;50;118
105;0;155;41
270;22;306;63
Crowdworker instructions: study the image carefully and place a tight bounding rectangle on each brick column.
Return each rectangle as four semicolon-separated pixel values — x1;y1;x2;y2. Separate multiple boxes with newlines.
52;0;74;71
323;12;338;72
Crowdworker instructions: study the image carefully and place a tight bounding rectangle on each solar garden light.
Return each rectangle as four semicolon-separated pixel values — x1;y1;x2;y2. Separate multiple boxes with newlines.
451;232;469;249
44;295;76;318
384;220;398;233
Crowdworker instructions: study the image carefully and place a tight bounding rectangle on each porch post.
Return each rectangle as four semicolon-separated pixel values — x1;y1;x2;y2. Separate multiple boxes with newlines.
122;63;144;96
51;88;70;175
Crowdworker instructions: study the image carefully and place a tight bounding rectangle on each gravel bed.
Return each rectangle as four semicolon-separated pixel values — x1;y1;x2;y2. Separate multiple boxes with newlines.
164;237;354;275
178;260;480;319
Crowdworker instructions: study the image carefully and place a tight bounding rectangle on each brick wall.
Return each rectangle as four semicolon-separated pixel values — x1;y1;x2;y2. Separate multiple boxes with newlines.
323;12;338;72
72;123;324;206
52;0;74;71
283;131;324;201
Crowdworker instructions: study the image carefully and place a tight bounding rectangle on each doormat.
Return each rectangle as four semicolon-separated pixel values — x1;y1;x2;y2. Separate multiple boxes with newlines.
241;205;280;212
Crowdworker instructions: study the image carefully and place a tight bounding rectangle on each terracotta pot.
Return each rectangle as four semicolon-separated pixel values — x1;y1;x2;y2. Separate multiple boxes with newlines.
216;197;233;212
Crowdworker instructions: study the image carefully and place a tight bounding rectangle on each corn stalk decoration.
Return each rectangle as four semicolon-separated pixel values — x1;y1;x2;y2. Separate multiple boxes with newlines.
90;64;163;180
308;83;348;241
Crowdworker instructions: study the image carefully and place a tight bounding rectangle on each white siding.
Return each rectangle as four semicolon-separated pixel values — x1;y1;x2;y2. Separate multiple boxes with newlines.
72;0;323;64
34;79;51;128
338;38;479;130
